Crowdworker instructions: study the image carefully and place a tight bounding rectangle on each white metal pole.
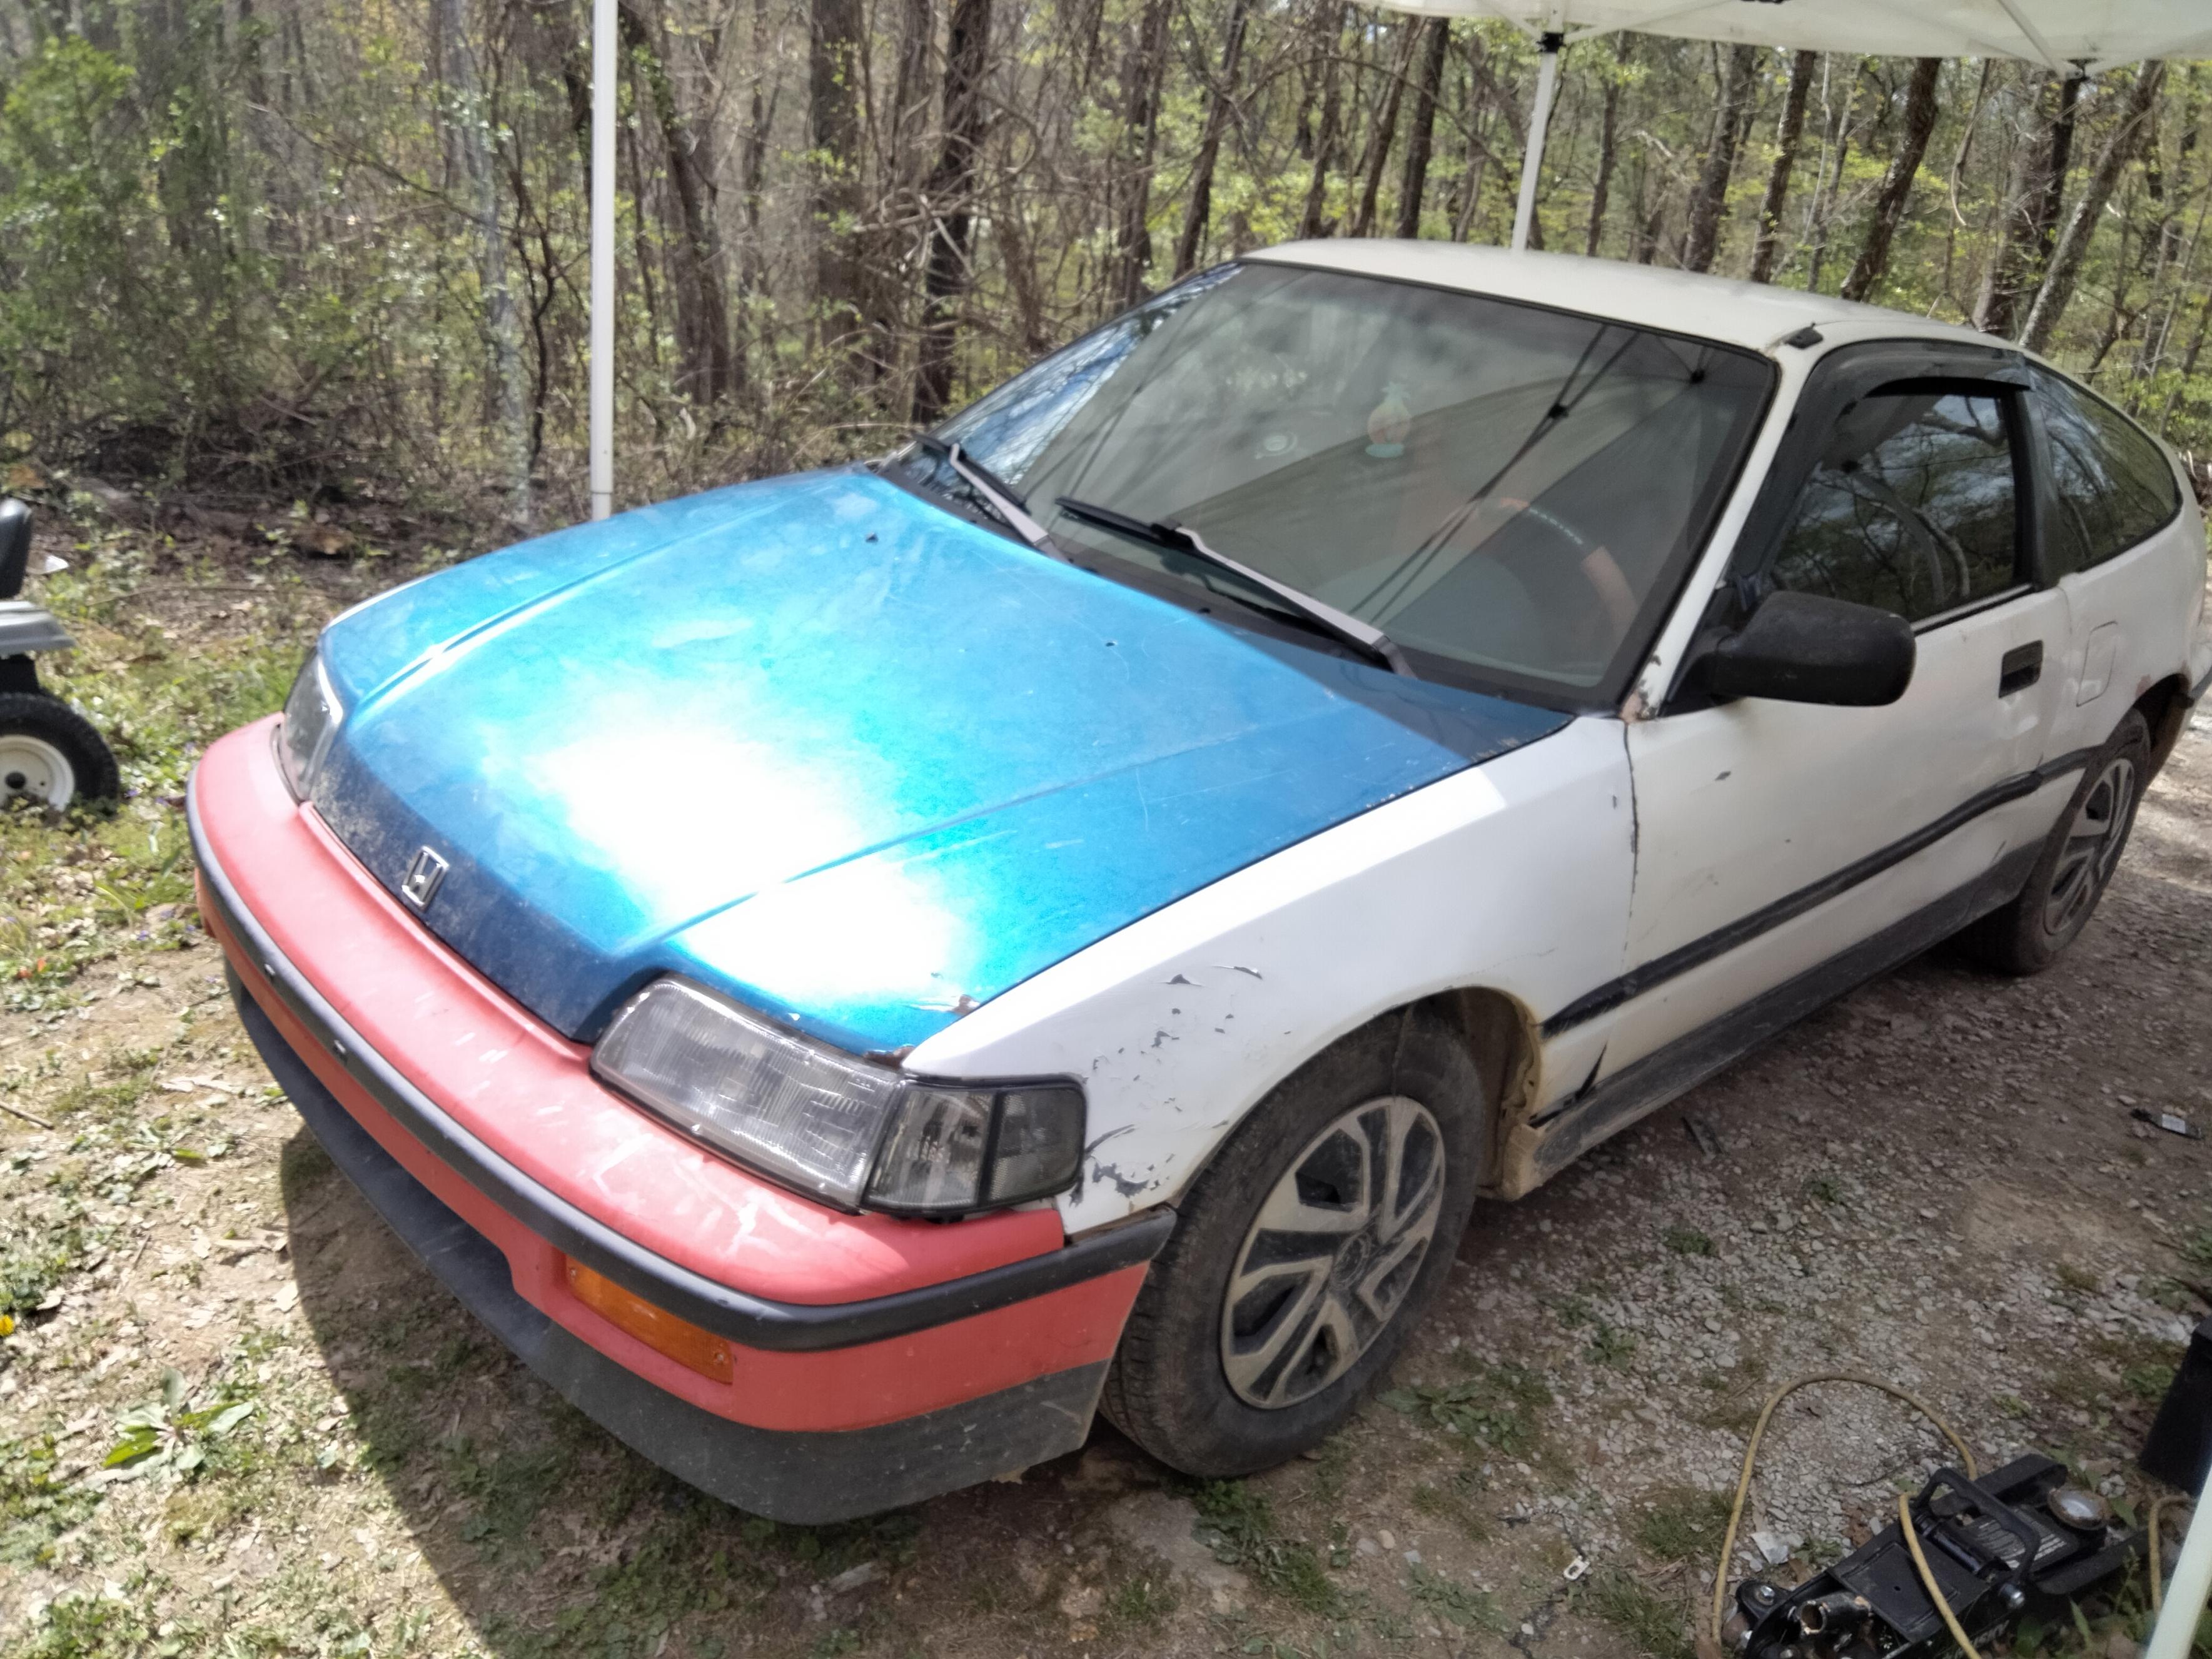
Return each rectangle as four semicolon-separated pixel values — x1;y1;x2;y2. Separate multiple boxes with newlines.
2146;1480;2212;1659
588;0;615;521
1510;30;1563;253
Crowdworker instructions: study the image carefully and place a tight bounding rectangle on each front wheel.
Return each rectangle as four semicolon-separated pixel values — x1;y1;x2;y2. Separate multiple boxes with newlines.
1100;1007;1485;1476
1961;709;2148;975
0;692;121;810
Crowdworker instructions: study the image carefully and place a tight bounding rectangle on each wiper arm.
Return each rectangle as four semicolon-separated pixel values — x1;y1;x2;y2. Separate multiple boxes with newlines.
1055;497;1413;677
912;435;1056;551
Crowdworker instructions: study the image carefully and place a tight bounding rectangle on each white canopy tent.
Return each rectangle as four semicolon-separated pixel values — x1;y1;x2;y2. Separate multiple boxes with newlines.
581;0;2209;517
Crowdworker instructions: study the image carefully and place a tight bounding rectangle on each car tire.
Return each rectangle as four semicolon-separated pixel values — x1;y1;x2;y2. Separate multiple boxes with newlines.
0;692;121;809
1099;1006;1485;1476
1959;708;2149;976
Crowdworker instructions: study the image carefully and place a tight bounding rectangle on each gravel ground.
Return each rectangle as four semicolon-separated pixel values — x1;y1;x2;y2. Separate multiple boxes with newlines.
1;564;2206;1659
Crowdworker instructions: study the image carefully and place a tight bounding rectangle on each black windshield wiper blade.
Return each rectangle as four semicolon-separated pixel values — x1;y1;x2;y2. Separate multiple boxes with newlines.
912;435;1056;551
1055;497;1412;677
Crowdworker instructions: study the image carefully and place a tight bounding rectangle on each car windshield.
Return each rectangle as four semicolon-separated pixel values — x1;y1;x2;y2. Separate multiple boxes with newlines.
897;262;1772;703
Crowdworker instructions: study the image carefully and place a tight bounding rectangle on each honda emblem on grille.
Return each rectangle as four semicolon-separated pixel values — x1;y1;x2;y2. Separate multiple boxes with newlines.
400;846;450;910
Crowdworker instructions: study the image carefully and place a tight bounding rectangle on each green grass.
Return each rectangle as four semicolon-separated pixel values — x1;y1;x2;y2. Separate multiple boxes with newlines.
1582;1568;1695;1659
1635;1486;1732;1565
1192;1479;1341;1615
1407;1564;1512;1635
1379;1359;1553;1456
1587;1323;1638;1369
1663;1224;1715;1257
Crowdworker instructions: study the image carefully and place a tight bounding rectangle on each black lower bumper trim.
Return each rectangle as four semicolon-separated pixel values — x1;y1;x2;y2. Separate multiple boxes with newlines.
189;776;1172;1352
238;983;1108;1521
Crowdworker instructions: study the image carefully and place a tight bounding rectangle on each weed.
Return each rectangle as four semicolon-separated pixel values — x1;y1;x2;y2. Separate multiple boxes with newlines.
1407;1565;1512;1635
101;1367;256;1478
1106;1572;1179;1627
14;1588;156;1659
1193;1480;1340;1615
1636;1487;1730;1565
1802;1174;1844;1206
1587;1323;1637;1369
1550;1291;1593;1328
1378;1361;1552;1456
1582;1567;1695;1659
1664;1225;1715;1257
2124;1359;2177;1402
1408;1471;1491;1542
0;1434;103;1566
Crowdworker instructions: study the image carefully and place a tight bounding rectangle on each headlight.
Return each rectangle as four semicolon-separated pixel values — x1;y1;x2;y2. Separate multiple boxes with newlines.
275;648;343;801
592;977;1084;1216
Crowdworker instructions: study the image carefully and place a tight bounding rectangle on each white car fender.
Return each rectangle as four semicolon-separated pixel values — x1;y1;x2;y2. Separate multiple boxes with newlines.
904;715;1636;1231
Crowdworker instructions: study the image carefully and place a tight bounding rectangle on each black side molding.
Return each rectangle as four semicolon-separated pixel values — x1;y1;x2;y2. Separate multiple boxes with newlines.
190;777;1173;1353
1543;748;2098;1037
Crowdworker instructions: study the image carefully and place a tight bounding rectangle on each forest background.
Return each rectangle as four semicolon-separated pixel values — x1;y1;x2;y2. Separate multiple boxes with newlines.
0;0;2208;532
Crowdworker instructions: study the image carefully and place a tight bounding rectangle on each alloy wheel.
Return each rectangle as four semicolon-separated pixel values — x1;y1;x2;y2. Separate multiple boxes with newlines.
1220;1096;1445;1409
2043;754;2137;938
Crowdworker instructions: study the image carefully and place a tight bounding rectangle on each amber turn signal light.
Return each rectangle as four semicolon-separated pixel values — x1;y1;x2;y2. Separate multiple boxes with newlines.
563;1258;733;1383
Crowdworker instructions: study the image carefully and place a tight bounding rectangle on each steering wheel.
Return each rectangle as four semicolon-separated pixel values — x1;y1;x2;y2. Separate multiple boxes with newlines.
1469;496;1641;658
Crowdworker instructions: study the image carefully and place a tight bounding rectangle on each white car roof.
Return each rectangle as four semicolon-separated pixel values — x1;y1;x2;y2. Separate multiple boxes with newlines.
1246;241;2001;358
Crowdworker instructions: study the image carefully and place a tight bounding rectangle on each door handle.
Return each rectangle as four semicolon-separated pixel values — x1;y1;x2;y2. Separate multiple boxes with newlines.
1999;641;2043;697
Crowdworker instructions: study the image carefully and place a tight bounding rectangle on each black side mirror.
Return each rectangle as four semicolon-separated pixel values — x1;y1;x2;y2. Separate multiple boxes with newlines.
0;498;28;600
1697;589;1915;707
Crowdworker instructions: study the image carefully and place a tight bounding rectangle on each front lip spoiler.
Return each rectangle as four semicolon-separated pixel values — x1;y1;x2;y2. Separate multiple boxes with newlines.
189;775;1173;1353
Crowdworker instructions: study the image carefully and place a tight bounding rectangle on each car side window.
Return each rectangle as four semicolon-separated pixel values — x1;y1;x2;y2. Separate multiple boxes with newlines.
1766;388;2021;624
2032;368;2181;578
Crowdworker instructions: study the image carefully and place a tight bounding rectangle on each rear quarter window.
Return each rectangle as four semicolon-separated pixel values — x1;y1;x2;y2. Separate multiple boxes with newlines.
2033;368;2181;577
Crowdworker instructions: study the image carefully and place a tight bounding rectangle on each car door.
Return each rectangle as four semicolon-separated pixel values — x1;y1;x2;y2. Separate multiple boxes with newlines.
1587;341;2070;1084
2025;366;2192;769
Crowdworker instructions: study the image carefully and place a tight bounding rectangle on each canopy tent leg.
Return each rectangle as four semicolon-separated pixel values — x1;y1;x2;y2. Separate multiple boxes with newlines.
1510;29;1564;253
589;0;615;521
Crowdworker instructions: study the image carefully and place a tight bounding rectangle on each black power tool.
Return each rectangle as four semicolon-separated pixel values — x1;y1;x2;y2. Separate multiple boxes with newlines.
1721;1455;2143;1658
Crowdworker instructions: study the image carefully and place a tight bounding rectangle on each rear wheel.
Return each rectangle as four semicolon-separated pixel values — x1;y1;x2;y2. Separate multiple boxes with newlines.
0;692;120;809
1101;1007;1484;1476
1961;709;2148;975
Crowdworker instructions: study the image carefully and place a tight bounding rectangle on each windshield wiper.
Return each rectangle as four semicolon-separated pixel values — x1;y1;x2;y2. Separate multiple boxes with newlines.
911;435;1057;551
1055;497;1412;677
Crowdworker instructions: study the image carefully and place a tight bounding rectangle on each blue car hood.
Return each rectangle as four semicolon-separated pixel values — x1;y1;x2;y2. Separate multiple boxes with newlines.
312;471;1568;1053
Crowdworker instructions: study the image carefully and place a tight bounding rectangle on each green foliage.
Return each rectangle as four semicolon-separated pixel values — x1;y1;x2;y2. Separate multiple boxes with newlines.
1378;1359;1552;1455
1191;1479;1340;1614
1664;1224;1715;1256
0;1433;103;1566
101;1366;256;1478
1635;1486;1732;1565
1407;1564;1513;1634
1582;1567;1695;1659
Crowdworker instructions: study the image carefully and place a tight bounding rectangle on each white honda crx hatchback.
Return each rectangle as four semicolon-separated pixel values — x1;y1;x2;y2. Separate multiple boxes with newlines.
203;240;2210;1516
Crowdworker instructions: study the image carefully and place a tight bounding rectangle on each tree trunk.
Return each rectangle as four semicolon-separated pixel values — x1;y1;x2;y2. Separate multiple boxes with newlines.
1749;50;1817;283
2022;62;2169;353
809;0;871;347
438;0;531;526
892;0;935;194
1805;58;1860;293
1839;57;1941;303
1296;1;1345;239
1351;26;1415;238
912;0;993;421
1392;18;1450;240
1977;69;2083;336
1110;0;1173;306
1681;44;1758;273
1174;0;1258;275
622;0;741;406
1585;34;1629;256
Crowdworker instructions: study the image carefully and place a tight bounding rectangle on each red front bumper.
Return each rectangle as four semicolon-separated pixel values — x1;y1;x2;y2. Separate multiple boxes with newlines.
191;718;1163;1513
